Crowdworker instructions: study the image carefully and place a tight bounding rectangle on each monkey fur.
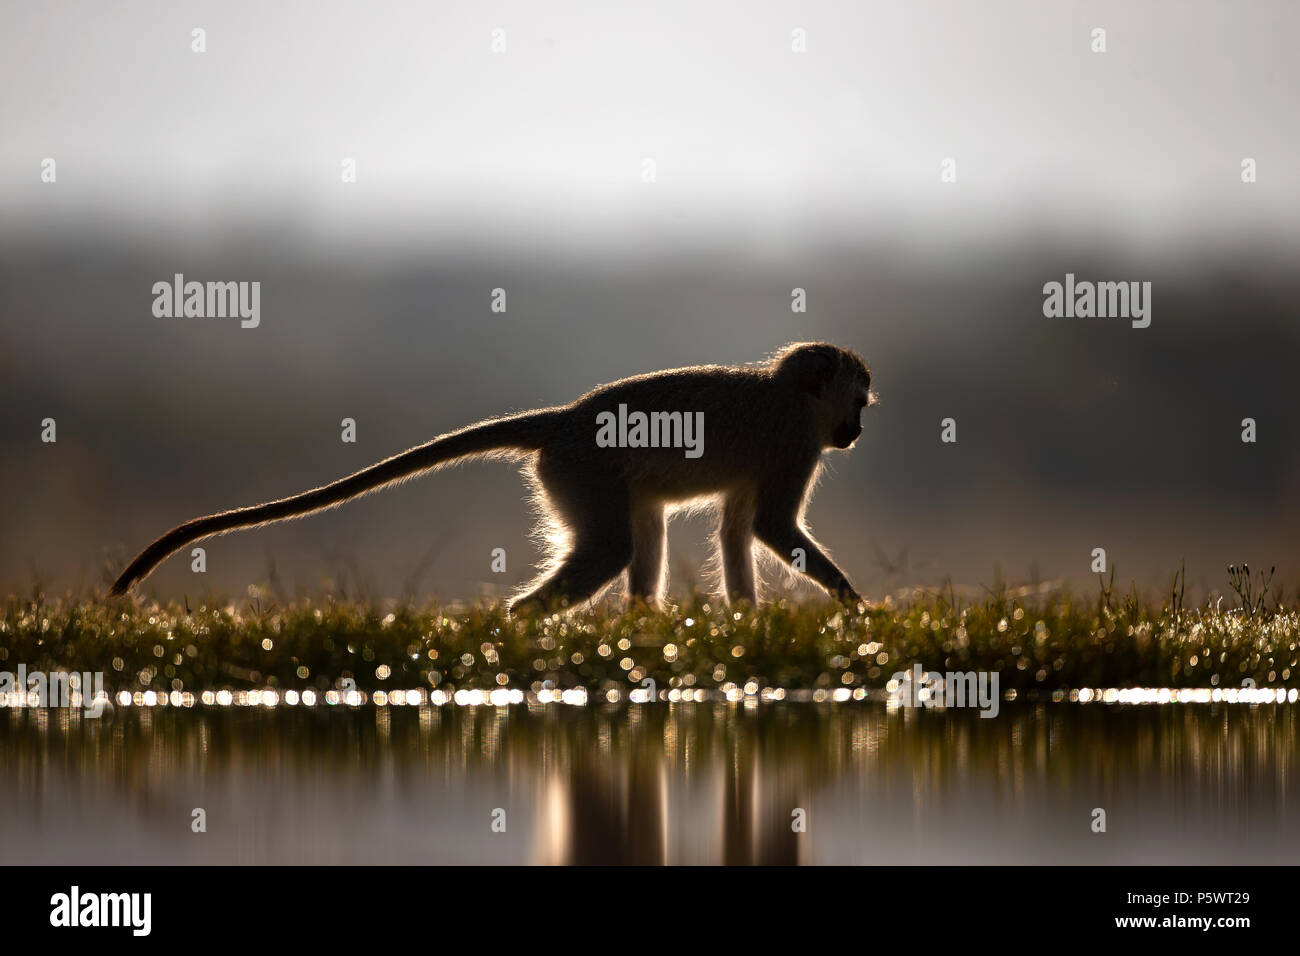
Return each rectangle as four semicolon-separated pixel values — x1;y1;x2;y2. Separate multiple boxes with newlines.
110;342;874;612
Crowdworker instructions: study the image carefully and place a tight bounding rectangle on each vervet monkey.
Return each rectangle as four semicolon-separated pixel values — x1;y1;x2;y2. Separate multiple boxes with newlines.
111;342;875;611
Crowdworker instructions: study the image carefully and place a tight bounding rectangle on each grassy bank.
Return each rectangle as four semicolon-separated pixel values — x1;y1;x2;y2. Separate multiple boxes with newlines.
2;582;1297;696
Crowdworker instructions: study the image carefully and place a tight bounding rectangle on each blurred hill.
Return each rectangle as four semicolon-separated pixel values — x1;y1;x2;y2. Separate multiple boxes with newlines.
3;223;1298;602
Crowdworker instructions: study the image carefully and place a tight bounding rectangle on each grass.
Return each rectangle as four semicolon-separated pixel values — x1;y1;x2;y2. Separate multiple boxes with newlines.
2;580;1297;696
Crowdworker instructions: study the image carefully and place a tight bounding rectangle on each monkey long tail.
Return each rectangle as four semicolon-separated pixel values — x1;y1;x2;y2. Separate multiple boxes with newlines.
109;409;561;596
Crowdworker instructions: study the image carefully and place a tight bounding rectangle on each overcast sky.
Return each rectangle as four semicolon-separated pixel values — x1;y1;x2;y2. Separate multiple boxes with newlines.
3;0;1297;250
3;1;1298;598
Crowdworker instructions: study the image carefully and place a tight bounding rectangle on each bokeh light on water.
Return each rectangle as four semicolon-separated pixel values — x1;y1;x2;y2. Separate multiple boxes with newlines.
2;700;1297;864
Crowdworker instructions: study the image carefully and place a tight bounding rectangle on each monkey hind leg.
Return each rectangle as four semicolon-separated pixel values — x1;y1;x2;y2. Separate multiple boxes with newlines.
627;504;666;606
720;494;757;605
511;458;634;615
511;534;633;615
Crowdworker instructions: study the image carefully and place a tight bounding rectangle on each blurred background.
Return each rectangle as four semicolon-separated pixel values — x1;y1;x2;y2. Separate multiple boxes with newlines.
3;0;1298;602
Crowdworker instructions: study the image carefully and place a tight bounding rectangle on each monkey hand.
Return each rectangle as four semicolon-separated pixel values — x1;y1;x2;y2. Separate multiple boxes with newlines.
833;580;864;609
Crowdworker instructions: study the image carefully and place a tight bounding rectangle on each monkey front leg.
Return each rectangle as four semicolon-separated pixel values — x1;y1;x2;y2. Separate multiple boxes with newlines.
628;505;667;605
720;497;757;604
755;518;861;605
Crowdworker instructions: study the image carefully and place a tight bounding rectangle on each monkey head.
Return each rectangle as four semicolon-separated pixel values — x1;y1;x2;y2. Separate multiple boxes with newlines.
773;342;874;449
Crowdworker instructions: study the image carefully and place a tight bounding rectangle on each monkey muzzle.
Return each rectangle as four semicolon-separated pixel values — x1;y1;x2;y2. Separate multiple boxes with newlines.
832;419;863;448
831;389;875;448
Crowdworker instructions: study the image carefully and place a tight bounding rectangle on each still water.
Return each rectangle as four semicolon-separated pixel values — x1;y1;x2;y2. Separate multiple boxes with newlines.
2;701;1297;864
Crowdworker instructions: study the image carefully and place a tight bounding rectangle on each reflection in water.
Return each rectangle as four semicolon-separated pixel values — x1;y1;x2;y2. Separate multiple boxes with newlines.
1;702;1297;864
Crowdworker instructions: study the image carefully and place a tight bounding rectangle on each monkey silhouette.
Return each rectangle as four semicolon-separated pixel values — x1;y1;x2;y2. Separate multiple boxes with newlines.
111;342;874;611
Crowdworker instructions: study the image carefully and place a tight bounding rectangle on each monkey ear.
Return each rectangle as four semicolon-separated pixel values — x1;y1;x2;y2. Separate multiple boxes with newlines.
788;347;838;395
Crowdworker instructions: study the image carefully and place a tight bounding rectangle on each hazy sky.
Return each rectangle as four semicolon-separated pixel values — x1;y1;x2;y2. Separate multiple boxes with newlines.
3;0;1297;249
3;2;1298;599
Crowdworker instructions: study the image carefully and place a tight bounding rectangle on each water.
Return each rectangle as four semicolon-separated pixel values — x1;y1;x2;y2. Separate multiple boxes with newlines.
2;701;1297;864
